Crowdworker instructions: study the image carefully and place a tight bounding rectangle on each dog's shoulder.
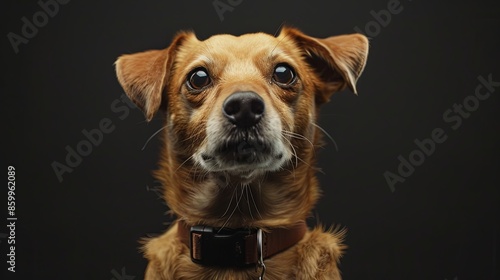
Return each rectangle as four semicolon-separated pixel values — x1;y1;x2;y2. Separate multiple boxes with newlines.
291;226;345;279
142;224;191;279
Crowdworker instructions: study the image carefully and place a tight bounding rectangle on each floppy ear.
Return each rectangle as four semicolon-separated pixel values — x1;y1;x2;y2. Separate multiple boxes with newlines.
115;32;193;121
280;27;369;103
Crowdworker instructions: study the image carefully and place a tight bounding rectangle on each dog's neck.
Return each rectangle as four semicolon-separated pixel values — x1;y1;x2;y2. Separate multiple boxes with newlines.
156;156;319;229
154;121;322;229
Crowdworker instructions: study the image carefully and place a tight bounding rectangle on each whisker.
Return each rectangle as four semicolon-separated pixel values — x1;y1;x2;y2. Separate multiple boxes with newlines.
189;159;200;185
236;184;246;215
281;135;298;168
269;22;289;59
312;123;339;152
218;185;245;232
245;186;254;220
141;125;167;150
283;134;314;170
220;182;238;218
179;129;205;144
256;173;266;196
248;185;263;219
175;155;195;173
282;130;314;148
273;21;286;37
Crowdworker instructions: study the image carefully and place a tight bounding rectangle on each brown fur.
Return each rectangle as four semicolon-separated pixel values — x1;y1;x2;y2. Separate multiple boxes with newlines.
115;26;368;279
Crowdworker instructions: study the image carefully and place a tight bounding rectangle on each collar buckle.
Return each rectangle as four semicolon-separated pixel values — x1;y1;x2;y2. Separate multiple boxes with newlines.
190;225;255;267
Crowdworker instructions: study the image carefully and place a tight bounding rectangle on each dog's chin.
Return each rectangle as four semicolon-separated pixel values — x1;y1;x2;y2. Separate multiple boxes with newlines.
209;166;265;186
223;169;264;185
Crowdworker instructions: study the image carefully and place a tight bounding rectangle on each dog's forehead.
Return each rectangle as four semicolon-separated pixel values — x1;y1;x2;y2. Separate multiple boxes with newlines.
176;31;300;75
204;32;279;51
198;32;298;62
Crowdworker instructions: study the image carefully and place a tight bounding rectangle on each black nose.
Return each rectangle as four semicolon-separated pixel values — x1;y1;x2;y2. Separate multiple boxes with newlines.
223;91;265;128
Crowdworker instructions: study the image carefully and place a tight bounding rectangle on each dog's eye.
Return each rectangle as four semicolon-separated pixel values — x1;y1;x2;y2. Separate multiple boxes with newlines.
272;64;296;86
187;68;211;90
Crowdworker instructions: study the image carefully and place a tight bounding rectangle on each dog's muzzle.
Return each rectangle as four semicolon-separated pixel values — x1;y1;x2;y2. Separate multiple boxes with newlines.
198;90;287;175
217;91;269;164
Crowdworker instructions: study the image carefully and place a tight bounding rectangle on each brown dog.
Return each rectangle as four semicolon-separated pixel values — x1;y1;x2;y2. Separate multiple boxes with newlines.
115;26;368;279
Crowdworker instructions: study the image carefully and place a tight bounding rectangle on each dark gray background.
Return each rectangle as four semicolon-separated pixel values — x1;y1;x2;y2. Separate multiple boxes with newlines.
1;0;499;279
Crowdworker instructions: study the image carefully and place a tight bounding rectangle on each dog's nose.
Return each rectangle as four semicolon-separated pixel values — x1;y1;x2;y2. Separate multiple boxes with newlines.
223;91;265;128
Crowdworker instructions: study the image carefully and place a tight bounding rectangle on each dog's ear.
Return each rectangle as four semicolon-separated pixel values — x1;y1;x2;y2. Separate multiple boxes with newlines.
115;32;193;121
280;27;369;103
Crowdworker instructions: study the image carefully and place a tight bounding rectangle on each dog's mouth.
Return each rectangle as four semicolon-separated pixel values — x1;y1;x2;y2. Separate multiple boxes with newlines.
214;131;270;162
196;127;287;179
202;142;264;164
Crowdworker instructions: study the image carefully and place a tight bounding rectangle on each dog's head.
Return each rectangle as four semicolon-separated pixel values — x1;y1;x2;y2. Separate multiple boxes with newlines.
116;27;368;227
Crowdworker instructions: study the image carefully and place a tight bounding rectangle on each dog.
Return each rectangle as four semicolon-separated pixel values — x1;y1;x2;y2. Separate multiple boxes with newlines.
115;26;368;280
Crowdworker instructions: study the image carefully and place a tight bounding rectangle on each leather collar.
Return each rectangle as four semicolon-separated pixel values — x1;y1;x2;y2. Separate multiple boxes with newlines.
177;220;307;267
